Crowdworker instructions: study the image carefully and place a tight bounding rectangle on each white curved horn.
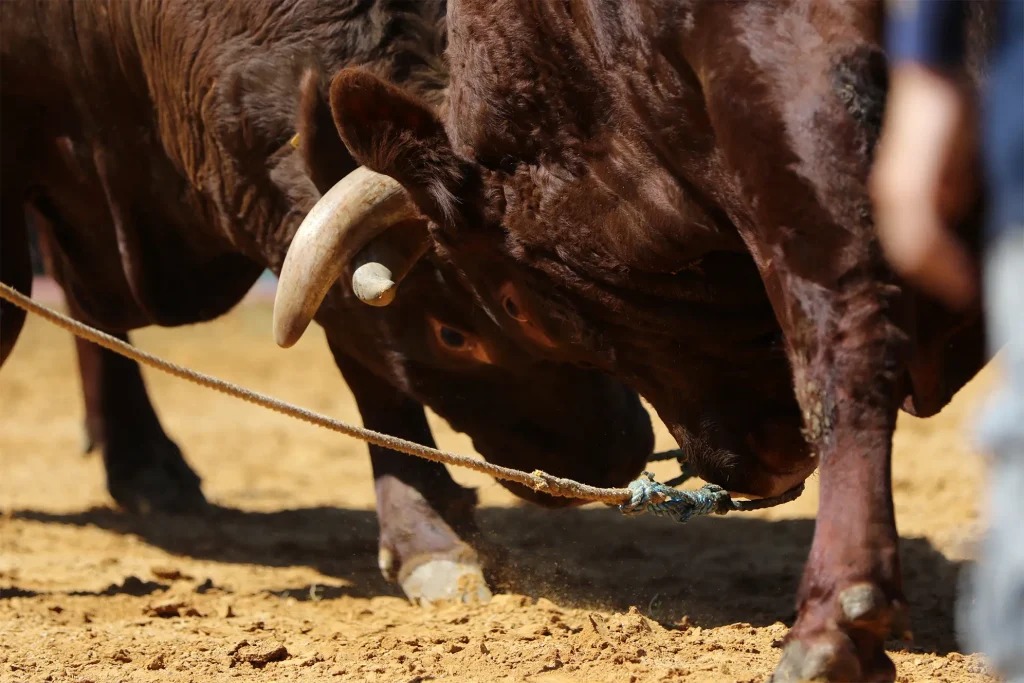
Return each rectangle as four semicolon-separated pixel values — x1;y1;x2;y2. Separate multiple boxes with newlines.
273;166;419;348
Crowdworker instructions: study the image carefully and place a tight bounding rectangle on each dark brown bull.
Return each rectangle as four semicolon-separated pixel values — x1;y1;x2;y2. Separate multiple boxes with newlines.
277;0;993;678
0;0;654;604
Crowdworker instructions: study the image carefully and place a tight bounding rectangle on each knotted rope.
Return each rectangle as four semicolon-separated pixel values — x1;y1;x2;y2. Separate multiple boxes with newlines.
622;473;805;523
0;282;802;521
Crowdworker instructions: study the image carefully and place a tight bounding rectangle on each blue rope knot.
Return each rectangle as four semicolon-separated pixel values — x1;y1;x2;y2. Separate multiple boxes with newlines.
620;471;733;523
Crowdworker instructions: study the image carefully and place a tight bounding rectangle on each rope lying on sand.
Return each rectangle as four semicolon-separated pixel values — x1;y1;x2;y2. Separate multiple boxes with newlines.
0;282;803;520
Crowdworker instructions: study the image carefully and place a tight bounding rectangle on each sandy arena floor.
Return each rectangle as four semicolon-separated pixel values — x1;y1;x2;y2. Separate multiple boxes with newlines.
0;287;1002;682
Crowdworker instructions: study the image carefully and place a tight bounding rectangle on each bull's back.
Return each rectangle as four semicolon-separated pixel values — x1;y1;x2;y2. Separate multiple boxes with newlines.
1;2;277;330
2;0;447;330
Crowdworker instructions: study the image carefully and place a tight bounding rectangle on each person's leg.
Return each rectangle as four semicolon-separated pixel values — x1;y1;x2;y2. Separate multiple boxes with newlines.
963;227;1024;682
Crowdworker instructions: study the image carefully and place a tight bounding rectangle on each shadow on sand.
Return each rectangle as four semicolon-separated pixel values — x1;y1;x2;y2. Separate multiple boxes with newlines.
9;502;967;654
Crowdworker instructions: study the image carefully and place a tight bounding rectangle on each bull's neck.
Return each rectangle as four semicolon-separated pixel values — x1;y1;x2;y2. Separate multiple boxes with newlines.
453;0;741;273
447;0;778;346
565;1;718;189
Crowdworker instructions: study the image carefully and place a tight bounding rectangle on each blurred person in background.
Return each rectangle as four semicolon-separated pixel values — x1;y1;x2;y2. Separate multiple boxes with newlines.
871;1;1023;680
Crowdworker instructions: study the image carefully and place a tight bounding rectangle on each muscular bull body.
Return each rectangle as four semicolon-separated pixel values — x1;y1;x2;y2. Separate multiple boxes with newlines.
0;0;654;604
279;0;994;678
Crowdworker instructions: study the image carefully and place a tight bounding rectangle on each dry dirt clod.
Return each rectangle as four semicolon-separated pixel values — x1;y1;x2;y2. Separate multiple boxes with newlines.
539;648;563;672
109;649;131;663
146;654;166;670
228;640;290;669
195;578;226;594
151;566;193;581
144;601;186;618
299;654;325;667
588;614;608;636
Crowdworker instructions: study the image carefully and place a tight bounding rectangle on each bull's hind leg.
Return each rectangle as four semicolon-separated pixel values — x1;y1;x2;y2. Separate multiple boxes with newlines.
329;345;491;605
25;202;205;514
694;6;906;681
72;329;206;514
0;196;31;368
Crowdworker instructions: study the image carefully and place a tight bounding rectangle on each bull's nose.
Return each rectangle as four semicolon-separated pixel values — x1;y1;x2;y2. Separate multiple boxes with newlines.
729;436;818;499
727;465;814;500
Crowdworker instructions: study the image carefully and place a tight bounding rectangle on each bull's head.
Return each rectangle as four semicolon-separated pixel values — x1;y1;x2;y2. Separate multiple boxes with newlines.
276;68;655;505
275;69;578;359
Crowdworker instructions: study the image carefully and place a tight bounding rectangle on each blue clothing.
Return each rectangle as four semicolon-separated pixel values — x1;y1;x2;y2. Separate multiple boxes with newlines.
886;0;1024;239
983;2;1024;236
885;0;968;68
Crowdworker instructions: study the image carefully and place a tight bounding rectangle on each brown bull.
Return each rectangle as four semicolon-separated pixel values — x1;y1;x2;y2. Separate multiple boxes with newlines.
277;0;994;678
0;0;654;604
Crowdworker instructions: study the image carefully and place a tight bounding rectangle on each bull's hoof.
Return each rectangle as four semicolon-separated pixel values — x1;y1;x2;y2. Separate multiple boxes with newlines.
106;438;206;515
771;635;864;683
394;551;492;606
771;582;903;682
771;634;895;683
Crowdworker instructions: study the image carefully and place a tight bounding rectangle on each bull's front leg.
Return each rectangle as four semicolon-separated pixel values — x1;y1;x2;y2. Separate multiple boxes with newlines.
328;345;491;605
73;327;206;514
693;9;907;680
769;275;907;683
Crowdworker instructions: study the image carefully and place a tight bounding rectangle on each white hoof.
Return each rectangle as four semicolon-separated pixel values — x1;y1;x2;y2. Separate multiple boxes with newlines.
400;558;492;606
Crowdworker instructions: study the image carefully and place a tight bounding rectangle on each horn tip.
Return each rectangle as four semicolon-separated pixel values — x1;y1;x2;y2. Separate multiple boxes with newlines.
272;309;310;349
352;263;398;307
358;287;397;307
274;328;300;349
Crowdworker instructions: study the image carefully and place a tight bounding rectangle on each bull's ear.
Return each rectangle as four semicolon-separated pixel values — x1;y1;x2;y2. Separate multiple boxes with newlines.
296;68;357;194
329;68;471;227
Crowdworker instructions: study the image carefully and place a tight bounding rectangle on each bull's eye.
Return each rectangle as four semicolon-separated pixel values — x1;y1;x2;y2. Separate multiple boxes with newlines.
439;326;465;348
498;282;557;349
428;318;493;364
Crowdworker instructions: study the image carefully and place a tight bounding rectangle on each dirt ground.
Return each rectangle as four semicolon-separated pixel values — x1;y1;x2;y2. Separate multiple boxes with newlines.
0;283;1002;683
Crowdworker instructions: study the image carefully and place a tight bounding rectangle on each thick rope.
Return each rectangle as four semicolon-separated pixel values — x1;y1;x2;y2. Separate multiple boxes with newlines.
0;282;803;519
